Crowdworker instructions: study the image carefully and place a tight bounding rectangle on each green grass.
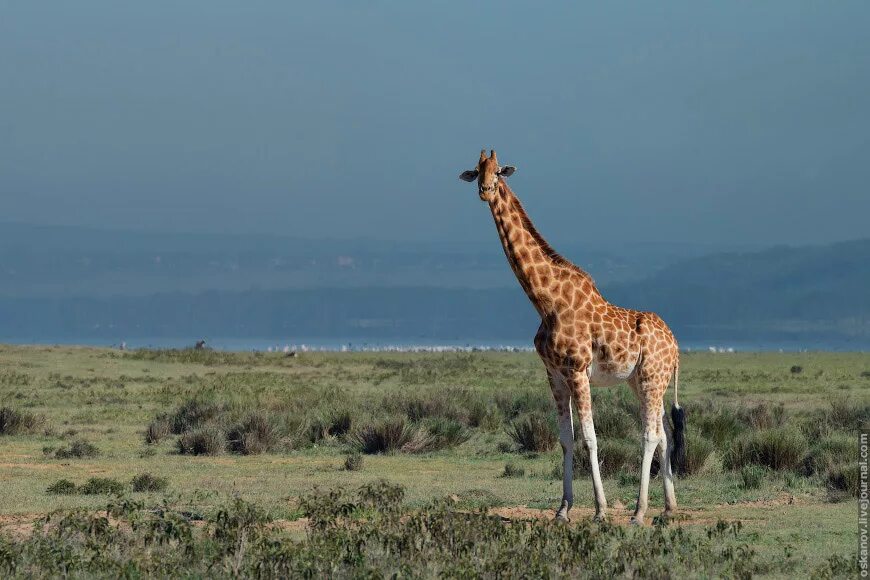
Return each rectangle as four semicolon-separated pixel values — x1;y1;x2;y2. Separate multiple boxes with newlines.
0;345;865;574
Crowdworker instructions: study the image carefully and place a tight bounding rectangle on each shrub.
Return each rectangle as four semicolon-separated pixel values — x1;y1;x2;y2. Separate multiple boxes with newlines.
468;399;503;431
54;440;99;459
743;403;784;430
826;396;870;432
506;413;557;452
683;433;715;476
227;412;278;455
391;391;468;424
571;438;637;478
690;403;743;446
344;453;364;471
495;391;552;420
131;472;168;492
790;365;802;374
353;417;431;454
170;399;222;434
501;463;525;478
590;404;636;440
724;427;807;471
144;415;171;444
826;463;859;498
803;433;852;475
177;426;225;455
739;466;766;490
79;477;125;495
0;407;41;435
424;418;471;451
46;479;77;495
326;409;353;437
308;409;354;443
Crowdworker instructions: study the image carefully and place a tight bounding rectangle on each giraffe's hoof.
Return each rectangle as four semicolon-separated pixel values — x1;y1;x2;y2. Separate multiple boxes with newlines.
629;516;644;526
555;510;570;523
592;512;606;523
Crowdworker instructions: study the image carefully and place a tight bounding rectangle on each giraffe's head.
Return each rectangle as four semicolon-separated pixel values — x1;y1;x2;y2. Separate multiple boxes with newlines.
459;149;516;201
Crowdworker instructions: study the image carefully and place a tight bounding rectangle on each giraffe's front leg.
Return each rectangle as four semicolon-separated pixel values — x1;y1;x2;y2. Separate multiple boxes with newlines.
572;371;607;521
548;371;574;522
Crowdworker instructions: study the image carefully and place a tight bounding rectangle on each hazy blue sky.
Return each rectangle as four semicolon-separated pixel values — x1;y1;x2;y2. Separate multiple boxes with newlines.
1;1;867;246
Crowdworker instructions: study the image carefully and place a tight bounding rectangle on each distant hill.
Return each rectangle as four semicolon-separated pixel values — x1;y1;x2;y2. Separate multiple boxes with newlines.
0;222;714;297
606;239;870;342
0;238;867;346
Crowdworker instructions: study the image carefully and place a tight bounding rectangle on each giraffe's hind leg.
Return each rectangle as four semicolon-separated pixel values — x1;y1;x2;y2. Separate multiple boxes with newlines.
629;374;666;525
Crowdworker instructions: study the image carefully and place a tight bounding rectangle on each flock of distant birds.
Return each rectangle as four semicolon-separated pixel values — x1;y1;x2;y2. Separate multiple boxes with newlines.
113;339;741;354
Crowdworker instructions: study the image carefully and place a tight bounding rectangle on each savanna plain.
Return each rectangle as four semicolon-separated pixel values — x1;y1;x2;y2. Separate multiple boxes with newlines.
0;345;864;578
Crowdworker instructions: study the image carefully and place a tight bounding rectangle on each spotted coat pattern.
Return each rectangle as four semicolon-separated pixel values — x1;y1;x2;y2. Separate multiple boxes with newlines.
461;150;680;524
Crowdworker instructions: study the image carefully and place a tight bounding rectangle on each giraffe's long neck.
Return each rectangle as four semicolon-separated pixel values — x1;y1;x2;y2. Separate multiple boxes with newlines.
488;180;580;316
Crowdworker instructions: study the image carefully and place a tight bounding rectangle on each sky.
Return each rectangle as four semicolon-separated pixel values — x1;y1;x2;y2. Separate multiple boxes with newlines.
1;1;868;247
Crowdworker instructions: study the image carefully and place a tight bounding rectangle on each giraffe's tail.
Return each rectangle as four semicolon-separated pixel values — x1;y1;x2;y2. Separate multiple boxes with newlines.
670;361;687;476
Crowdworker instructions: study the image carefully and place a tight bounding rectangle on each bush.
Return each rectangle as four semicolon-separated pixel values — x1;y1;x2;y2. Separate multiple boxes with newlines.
724;427;807;471
54;440;99;459
0;407;42;435
79;477;125;495
506;413;557;452
326;409;353;437
495;391;552;420
690;403;744;447
424;418;471;451
826;396;870;432
131;472;168;493
46;479;77;495
501;463;525;478
826;463;859;498
683;433;715;476
227;412;278;455
743;403;784;430
144;415;171;444
739;465;766;490
391;391;469;424
468;399;503;431
803;433;852;475
590;404;636;440
177;426;225;455
170;399;222;434
571;438;637;478
353;417;431;454
343;453;364;471
308;409;354;443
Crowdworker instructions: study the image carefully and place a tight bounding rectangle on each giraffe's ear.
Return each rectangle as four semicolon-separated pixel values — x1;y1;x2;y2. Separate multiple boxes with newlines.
498;166;516;177
459;169;479;182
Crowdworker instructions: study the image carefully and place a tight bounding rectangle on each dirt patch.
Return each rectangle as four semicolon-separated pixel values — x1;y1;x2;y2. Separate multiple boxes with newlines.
713;492;806;509
0;462;65;471
0;514;40;539
489;505;759;527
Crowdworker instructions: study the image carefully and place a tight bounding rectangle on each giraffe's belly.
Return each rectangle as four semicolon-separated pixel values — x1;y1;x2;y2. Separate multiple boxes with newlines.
586;357;637;387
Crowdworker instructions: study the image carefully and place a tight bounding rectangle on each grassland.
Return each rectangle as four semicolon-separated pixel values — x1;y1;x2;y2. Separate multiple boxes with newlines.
0;345;865;577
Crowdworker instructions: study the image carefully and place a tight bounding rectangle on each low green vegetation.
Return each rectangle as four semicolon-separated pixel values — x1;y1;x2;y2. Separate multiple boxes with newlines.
0;483;857;578
0;345;865;574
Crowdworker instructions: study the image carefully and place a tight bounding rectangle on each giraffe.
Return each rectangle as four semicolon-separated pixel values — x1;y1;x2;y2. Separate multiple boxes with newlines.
459;150;685;524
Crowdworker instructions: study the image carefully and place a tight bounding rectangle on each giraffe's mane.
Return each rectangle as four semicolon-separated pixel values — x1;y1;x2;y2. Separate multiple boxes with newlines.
499;179;596;285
